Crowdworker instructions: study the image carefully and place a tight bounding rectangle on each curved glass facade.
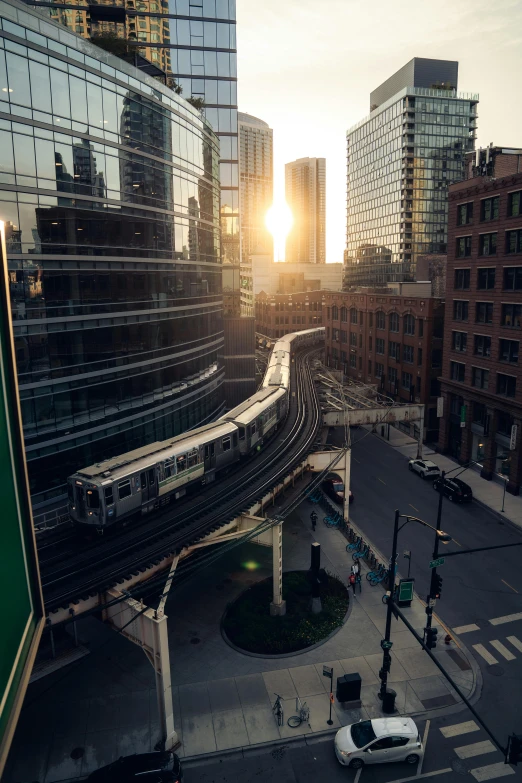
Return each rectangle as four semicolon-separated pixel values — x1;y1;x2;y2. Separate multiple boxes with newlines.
0;1;224;508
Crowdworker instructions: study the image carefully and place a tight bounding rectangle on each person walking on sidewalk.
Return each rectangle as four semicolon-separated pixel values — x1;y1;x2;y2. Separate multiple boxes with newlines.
310;511;317;532
351;561;359;577
349;572;356;595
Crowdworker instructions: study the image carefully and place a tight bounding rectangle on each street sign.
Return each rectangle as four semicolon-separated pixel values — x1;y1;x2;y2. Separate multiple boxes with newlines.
381;640;393;650
323;665;333;679
429;557;445;568
398;578;414;603
510;424;518;451
428;598;437;608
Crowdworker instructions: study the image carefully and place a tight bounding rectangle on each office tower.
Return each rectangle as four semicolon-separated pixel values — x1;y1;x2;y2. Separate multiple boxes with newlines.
0;0;223;513
439;149;522;494
24;0;256;406
238;111;273;312
285;157;326;264
345;58;478;288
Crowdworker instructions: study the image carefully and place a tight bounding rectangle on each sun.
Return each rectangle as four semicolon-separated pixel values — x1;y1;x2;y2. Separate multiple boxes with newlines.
265;202;293;260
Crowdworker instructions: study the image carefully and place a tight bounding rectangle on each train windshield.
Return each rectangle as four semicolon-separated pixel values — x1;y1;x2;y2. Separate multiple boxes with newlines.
67;483;74;504
86;489;100;509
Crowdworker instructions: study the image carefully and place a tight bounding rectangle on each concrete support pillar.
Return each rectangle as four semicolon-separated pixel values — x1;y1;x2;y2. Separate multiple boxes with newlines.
341;449;351;527
416;406;424;459
270;521;286;616
460;400;474;465
437;390;451;453
507;417;522;495
481;408;497;481
152;613;178;750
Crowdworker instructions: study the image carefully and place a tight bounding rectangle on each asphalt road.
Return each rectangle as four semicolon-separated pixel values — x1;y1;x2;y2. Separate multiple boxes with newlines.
339;428;522;751
184;711;521;783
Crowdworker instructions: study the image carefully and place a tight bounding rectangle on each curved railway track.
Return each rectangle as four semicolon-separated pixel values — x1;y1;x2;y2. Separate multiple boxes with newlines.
42;346;322;613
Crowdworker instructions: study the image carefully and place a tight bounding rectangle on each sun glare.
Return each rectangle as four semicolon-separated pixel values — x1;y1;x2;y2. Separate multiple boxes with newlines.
265;202;293;260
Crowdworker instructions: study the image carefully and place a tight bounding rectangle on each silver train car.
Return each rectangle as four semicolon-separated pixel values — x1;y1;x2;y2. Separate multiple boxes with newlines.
67;327;324;528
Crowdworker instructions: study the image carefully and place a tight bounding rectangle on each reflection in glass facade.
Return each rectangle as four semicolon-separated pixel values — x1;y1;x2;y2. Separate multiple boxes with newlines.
0;1;223;509
345;76;478;287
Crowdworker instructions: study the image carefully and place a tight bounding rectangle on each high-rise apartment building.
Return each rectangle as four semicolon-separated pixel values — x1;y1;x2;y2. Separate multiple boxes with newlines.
345;58;478;288
285;157;326;264
0;0;223;512
25;0;256;407
238;111;273;311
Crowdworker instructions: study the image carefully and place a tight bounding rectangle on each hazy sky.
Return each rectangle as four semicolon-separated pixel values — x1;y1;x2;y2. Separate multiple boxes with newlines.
237;0;522;262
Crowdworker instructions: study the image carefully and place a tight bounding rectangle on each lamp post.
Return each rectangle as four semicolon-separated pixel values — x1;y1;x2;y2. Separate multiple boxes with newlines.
502;475;508;513
378;509;451;702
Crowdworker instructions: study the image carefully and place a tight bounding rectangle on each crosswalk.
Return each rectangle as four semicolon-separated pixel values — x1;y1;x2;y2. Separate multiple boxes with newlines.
471;636;522;665
439;720;515;781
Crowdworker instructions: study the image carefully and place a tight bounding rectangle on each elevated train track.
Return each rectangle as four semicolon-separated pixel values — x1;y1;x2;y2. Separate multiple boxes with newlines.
40;343;322;617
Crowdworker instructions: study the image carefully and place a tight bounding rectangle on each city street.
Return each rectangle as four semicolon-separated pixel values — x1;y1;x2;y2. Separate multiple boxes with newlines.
343;428;522;748
184;711;520;783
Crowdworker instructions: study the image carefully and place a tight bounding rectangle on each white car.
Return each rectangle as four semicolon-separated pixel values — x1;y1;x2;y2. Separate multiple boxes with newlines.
334;717;423;769
408;459;441;479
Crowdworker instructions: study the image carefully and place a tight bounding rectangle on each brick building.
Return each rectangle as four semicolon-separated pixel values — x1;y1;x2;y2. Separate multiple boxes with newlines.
255;290;325;340
324;289;444;441
438;160;522;495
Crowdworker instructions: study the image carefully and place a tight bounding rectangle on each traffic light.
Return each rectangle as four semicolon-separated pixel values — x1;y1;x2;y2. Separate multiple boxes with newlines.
425;627;438;649
430;571;443;599
507;734;522;765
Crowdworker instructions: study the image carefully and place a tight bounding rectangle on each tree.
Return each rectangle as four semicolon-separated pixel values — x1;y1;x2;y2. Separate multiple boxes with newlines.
90;32;134;58
186;96;205;111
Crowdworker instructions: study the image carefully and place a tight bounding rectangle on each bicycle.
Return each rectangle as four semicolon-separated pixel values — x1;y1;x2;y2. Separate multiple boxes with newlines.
287;697;310;728
352;544;369;561
346;535;362;553
272;693;284;726
366;564;387;582
369;569;389;587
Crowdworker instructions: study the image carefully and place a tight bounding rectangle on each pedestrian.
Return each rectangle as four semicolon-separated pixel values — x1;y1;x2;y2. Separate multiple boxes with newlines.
351;561;359;577
349;572;356;595
310;511;317;531
356;573;362;593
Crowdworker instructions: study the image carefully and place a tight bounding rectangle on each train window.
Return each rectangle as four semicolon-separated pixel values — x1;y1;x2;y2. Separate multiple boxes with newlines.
67;484;74;503
251;421;257;435
104;486;114;505
233;433;238;447
238;427;245;441
222;436;231;452
148;468;155;486
164;459;175;478
141;473;147;490
118;480;131;500
177;454;186;472
86;489;100;509
188;451;198;468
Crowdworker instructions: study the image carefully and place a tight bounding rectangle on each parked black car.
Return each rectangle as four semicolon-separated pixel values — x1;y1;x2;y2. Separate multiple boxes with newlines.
87;752;183;783
322;479;354;504
432;476;473;503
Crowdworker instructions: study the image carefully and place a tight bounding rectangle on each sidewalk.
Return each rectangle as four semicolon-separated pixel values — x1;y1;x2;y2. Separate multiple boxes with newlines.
370;424;522;530
5;485;478;782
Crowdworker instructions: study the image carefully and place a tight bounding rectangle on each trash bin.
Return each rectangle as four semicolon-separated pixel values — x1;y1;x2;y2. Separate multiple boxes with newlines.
336;673;362;702
382;689;396;714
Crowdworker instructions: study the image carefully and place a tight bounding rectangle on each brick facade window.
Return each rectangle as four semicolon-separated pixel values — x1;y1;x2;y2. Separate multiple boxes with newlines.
349;354;356;368
403;314;415;335
454;268;470;289
389;312;399;332
340;306;348;322
389;341;400;359
418;347;423;365
479;232;497;256
508;190;522;217
341;330;347;343
474;334;491;357
475;302;493;324
471;366;489;389
452;331;467;352
402;371;413;390
456;236;472;257
501;303;522;328
480;196;499;222
503;267;522;290
499;339;519;364
376;337;385;354
350;332;357;346
497;373;516;397
350;307;358;324
454;300;469;321
457;202;473;225
450;361;465;382
506;228;522;254
403;345;414;363
375;362;384;378
477;268;496;290
332;305;339;320
376;311;385;329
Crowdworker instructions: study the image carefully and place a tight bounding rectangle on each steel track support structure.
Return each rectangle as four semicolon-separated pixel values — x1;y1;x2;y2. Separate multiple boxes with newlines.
270;519;286;616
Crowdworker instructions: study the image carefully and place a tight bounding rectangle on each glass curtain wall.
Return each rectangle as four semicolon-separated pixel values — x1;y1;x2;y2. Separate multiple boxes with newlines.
0;2;223;510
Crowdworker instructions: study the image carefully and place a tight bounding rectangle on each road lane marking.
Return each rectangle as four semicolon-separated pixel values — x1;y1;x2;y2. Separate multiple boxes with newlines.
452;538;462;547
472;644;499;665
378;477;386;485
452;624;480;635
418;719;430;775
470;762;515;781
386;770;452;783
353;457;360;464
489;611;522;626
506;635;522;653
409;503;419;512
354;768;362;783
454;740;496;759
490;639;516;661
440;720;479;738
501;579;518;594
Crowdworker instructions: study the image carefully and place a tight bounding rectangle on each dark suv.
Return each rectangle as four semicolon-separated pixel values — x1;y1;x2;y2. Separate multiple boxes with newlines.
432;476;473;503
87;752;183;783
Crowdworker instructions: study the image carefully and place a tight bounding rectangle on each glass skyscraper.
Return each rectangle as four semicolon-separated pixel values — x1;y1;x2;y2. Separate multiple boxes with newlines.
345;58;478;287
0;0;223;511
285;157;325;264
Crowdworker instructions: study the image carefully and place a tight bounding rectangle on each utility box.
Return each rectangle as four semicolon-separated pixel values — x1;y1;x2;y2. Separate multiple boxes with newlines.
336;673;362;703
398;578;414;607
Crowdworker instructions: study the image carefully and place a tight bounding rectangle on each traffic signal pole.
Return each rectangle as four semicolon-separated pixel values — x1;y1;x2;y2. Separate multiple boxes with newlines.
426;470;445;637
378;509;400;701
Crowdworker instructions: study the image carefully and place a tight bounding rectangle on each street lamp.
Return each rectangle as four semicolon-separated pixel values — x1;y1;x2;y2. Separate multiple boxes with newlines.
379;509;451;702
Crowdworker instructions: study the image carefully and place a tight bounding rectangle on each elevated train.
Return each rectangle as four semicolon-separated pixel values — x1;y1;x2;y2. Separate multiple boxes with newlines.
67;327;324;528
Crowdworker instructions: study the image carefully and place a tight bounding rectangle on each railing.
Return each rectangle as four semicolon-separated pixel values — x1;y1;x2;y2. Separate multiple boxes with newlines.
34;504;70;533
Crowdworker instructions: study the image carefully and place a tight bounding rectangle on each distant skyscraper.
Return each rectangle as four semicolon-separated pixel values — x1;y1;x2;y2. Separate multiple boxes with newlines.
285;157;326;264
345;58;478;288
238;112;273;302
